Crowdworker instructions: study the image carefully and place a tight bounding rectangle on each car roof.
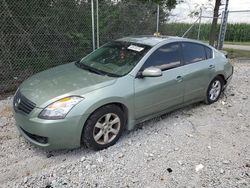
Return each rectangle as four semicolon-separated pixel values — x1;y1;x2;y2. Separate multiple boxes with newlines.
117;35;210;47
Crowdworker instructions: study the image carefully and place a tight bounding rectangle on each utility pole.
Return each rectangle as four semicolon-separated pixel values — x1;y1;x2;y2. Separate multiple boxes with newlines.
218;0;229;49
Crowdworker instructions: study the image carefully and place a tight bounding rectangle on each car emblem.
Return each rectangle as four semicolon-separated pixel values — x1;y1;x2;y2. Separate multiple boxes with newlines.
15;98;21;107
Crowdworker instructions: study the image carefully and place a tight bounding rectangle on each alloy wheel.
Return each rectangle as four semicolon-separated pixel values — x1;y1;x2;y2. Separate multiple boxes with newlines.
209;80;222;101
93;113;121;145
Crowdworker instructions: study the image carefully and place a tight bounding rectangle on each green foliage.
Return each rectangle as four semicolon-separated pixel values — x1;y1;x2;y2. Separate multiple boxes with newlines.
160;23;250;42
139;0;177;9
2;0;249;94
1;0;93;86
225;23;250;42
98;0;159;44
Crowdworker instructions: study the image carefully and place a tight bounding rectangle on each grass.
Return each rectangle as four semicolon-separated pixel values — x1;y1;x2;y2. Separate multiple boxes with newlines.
224;41;250;46
200;40;250;46
223;48;250;59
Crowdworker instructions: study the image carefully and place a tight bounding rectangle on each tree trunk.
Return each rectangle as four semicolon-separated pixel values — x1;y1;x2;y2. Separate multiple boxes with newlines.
209;0;221;47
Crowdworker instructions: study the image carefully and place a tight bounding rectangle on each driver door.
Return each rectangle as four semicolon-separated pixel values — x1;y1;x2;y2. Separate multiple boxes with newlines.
134;42;184;119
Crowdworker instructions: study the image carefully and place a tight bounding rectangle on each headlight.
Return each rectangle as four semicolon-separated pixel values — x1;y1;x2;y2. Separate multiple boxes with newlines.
39;96;83;119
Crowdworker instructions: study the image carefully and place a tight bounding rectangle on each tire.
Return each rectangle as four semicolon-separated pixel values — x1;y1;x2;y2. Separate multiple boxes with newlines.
205;76;224;104
82;105;125;150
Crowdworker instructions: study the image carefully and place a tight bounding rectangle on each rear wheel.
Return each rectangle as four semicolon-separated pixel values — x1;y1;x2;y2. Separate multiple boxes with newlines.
205;76;224;104
82;105;125;150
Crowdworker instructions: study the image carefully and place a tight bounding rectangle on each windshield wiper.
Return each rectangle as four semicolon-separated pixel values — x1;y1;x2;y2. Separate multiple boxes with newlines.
75;61;105;76
75;61;120;77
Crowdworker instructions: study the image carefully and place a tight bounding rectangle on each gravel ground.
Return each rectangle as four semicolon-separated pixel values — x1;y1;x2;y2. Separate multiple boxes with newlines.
0;60;249;188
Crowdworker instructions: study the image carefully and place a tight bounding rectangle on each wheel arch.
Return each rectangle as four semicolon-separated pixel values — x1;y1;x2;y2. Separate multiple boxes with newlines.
216;74;227;85
86;102;128;122
80;101;129;145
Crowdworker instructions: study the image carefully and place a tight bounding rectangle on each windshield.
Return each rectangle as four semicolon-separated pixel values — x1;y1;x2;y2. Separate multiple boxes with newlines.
78;41;151;77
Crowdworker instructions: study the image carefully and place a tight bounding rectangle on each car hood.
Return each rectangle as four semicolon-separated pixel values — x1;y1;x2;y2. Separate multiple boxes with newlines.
19;62;116;107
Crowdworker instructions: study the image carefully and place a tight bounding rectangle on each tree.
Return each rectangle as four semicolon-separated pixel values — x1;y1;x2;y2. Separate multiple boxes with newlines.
98;0;178;44
1;0;179;93
140;0;177;7
209;0;221;46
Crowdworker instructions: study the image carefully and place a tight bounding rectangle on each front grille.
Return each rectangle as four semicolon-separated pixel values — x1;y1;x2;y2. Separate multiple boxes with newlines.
21;127;48;144
13;90;36;114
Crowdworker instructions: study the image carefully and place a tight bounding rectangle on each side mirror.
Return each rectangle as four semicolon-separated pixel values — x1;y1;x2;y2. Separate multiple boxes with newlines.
142;67;162;77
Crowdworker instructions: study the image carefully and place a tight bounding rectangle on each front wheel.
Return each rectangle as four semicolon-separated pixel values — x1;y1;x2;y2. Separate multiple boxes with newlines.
82;105;125;150
205;76;224;104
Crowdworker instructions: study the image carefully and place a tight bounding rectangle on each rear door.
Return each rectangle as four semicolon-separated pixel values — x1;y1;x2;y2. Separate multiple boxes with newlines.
134;42;184;119
180;42;213;102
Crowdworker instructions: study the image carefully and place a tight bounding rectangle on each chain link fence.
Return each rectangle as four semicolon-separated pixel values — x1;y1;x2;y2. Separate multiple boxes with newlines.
0;0;161;95
1;0;94;95
1;0;250;96
225;10;250;42
98;1;158;46
161;9;250;47
160;9;223;43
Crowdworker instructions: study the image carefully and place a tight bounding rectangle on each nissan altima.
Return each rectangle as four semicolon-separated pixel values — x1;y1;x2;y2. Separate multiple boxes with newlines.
13;35;233;150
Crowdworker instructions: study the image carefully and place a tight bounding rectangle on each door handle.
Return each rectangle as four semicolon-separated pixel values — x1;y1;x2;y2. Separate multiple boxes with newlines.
209;64;215;69
176;76;183;82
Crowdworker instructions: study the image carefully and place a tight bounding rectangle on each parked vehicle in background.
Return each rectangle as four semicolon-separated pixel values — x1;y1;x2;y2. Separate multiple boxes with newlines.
13;35;233;150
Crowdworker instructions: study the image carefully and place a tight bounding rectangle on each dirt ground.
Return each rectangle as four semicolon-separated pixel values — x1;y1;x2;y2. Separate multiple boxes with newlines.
0;60;249;188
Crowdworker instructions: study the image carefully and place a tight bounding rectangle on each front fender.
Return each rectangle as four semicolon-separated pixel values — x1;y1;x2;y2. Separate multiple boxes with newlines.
68;76;135;130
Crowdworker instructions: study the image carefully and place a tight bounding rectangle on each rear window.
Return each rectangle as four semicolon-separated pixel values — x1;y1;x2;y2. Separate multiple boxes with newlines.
182;42;206;64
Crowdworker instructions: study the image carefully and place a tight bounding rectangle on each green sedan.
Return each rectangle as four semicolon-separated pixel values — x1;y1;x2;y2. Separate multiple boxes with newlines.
13;35;233;150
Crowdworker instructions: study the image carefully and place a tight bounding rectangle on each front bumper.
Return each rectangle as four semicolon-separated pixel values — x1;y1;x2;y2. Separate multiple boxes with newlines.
14;110;89;150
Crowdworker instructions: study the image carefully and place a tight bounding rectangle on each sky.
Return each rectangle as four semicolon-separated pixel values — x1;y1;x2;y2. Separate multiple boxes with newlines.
169;0;250;23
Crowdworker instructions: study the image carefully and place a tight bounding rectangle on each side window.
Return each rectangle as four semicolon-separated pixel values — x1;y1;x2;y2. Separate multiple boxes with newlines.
205;46;213;59
141;43;181;70
182;42;206;64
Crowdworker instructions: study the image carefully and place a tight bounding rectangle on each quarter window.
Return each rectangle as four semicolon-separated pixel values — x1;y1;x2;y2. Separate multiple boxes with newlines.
182;42;206;64
205;46;213;59
141;43;181;70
